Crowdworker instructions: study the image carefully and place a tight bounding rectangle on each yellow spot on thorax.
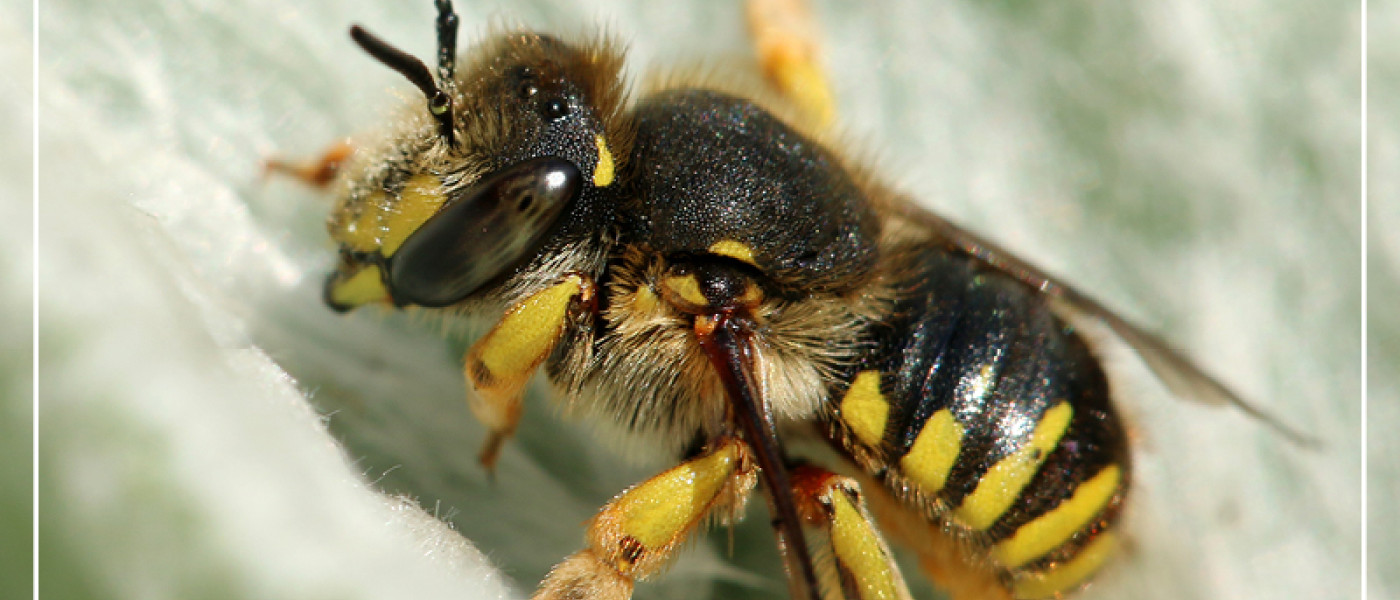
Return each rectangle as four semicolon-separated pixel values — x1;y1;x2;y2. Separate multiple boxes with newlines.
841;371;888;448
707;240;758;266
993;464;1123;569
593;135;615;187
899;410;964;492
381;174;448;257
955;402;1073;531
328;265;388;308
1010;531;1118;599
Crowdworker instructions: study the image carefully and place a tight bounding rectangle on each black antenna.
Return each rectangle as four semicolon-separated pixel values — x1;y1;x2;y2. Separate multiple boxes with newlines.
350;24;457;147
435;0;459;84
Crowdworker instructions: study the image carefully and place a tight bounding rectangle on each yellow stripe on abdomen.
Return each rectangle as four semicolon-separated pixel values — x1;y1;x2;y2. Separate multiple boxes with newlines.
899;409;964;492
992;464;1122;569
1010;531;1118;599
840;371;889;448
954;402;1073;531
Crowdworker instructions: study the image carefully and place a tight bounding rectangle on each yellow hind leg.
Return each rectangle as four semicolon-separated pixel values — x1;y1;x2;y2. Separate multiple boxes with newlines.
745;0;837;129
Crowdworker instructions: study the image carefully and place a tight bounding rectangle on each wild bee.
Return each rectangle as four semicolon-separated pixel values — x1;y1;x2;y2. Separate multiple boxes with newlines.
299;1;1309;599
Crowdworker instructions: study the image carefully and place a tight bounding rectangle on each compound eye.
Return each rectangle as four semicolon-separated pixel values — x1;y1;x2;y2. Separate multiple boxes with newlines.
387;157;582;307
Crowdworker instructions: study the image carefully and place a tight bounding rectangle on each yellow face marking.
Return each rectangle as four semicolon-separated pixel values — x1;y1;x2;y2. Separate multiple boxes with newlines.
1010;532;1118;599
593;135;615;187
993;465;1122;569
473;277;582;385
828;489;908;600
380;174;449;257
841;371;888;448
707;239;758;266
333;191;389;252
899;409;964;492
955;402;1073;530
328;265;388;307
662;273;709;308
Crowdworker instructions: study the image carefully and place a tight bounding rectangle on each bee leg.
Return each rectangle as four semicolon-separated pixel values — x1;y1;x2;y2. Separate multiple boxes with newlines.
533;436;757;600
855;477;1016;600
745;0;836;128
463;273;597;471
262;139;354;188
790;466;913;600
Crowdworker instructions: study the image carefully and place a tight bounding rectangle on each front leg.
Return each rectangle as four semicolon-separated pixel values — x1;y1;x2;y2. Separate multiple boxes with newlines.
463;273;597;470
533;436;757;600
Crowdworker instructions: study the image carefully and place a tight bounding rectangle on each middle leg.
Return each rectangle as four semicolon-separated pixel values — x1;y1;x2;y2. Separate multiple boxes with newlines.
791;465;914;600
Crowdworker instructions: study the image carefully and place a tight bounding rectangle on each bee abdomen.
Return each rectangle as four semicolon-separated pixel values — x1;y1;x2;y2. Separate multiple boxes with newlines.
831;246;1130;597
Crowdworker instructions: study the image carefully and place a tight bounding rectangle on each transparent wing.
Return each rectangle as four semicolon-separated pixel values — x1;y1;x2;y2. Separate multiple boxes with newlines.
891;201;1317;447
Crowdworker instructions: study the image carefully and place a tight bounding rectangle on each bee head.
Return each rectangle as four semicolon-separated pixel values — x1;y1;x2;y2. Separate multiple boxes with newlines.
324;0;629;311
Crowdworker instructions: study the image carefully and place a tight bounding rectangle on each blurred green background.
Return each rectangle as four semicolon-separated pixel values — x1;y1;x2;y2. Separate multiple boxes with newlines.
3;1;34;599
